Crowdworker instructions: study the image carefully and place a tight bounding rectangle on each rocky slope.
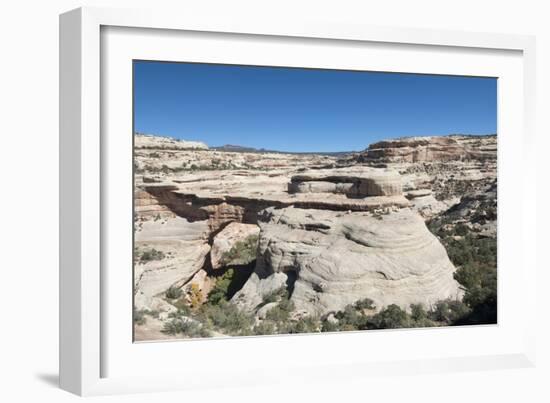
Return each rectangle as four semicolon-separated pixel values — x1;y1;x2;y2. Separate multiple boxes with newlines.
357;134;496;163
135;133;208;150
232;207;461;316
133;133;496;340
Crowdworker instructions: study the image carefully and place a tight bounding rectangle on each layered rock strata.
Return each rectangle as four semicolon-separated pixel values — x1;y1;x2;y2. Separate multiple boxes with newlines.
232;207;462;316
210;222;261;269
134;216;210;310
135;133;208;150
359;134;496;163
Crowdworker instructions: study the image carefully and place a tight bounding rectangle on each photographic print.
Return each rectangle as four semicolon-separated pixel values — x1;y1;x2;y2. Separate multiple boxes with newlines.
133;61;497;341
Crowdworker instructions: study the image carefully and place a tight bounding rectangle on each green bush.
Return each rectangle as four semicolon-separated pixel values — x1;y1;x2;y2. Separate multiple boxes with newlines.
138;247;166;263
410;304;428;322
133;308;147;325
334;304;368;330
207;269;235;305
165;286;182;300
133;308;160;325
367;304;409;329
287;316;320;334
196;300;254;335
256;286;287;309
253;321;276;335
428;299;471;324
320;318;340;333
354;298;375;311
454;223;469;236
220;235;259;266
427;217;497;325
162;317;210;338
265;298;295;323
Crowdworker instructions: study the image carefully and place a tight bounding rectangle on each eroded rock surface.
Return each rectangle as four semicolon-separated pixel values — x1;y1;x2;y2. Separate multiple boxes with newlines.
359;134;496;163
133;133;496;339
211;222;261;269
135;133;208;150
134;216;210;310
232;207;462;316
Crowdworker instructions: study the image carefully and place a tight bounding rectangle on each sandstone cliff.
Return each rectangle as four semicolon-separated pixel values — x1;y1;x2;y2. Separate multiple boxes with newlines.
133;133;496;340
358;134;496;163
232;207;461;316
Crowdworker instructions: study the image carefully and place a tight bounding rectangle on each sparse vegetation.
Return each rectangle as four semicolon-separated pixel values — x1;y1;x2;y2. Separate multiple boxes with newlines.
165;286;182;300
207;269;235;305
136;247;166;263
220;235;259;266
133;308;160;325
133;134;498;340
196;300;255;336
427;213;497;325
162;317;211;338
188;283;203;309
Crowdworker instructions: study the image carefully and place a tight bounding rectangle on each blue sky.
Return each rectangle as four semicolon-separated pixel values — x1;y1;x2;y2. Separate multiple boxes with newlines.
134;61;496;152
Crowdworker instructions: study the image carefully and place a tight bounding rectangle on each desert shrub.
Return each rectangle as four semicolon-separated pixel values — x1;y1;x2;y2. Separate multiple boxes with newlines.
220;235;259;266
256;286;287;309
354;298;375;311
207;269;235;305
138;247;165;263
133;308;160;325
410;303;428;322
197;300;254;335
320;318;340;332
169;301;191;316
287;316;320;334
265;298;295;323
133;309;146;325
453;263;496;325
278;296;295;312
448;236;497;324
428;217;497;326
367;304;409;329
165;286;182;300
428;299;471;324
334;305;368;330
188;283;203;309
454;223;469;236
162;317;210;338
253;321;276;335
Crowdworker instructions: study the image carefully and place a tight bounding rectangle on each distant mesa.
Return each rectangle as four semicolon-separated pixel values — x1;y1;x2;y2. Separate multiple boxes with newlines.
212;144;356;156
135;133;208;150
358;134;497;163
212;144;266;153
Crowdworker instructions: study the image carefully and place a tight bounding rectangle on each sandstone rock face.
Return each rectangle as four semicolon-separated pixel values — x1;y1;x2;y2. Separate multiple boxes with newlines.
210;222;261;269
288;170;402;197
232;207;462;316
135;133;208;150
133;133;496;340
359;135;496;163
429;181;497;239
134;216;210;310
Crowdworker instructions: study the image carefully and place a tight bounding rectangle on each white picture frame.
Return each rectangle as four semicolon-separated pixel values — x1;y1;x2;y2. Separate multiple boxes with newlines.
59;6;537;396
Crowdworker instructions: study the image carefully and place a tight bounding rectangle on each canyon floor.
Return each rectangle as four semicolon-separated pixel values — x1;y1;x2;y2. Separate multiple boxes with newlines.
133;133;497;341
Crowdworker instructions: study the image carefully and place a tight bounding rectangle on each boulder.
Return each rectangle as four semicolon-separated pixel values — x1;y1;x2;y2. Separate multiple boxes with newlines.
232;207;461;316
210;222;261;269
288;170;402;197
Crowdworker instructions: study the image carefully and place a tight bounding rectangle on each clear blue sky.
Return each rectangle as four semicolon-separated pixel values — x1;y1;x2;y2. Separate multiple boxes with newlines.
134;61;496;152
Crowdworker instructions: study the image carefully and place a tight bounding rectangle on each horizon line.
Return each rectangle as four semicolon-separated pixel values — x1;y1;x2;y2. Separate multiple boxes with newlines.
134;131;497;153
